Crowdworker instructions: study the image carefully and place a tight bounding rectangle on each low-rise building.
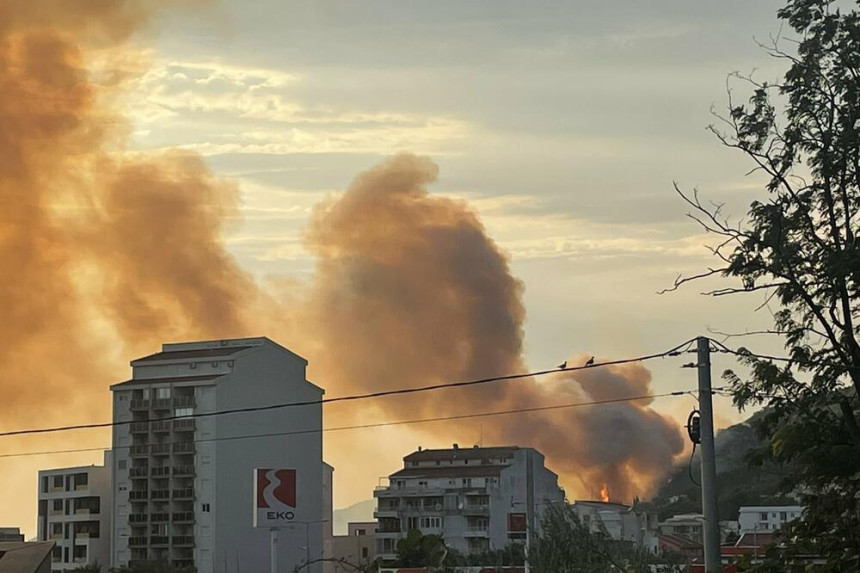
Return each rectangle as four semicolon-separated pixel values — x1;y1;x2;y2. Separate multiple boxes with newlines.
0;542;55;573
37;453;112;570
325;522;376;572
373;445;564;562
659;514;704;544
571;500;659;552
0;529;24;543
738;505;802;533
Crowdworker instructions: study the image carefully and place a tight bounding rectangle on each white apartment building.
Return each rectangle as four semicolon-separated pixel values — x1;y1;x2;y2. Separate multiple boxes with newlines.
659;513;704;544
572;500;659;552
37;453;112;570
110;337;326;573
373;445;565;561
738;505;803;533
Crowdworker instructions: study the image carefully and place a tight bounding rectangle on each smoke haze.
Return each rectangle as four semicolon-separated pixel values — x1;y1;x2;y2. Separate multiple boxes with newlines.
0;0;683;535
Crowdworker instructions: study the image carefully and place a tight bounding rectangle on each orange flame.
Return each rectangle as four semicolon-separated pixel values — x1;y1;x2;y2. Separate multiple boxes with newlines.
600;483;610;503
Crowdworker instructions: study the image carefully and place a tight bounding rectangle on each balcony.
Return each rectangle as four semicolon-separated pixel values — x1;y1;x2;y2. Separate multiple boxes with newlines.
130;445;149;457
172;488;194;500
152;398;172;410
151;420;171;433
129;491;149;500
173;419;195;432
130;421;149;433
130;400;149;411
151;443;171;456
150;466;171;477
173;465;195;477
129;467;149;478
151;513;170;523
128;536;147;547
151;490;170;500
172;512;194;523
172;442;195;454
172;536;195;546
462;505;490;515
151;536;169;546
464;527;490;537
129;514;148;524
174;396;195;408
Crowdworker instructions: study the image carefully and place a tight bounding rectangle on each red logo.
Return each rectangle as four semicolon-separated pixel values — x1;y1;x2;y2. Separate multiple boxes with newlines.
256;469;296;509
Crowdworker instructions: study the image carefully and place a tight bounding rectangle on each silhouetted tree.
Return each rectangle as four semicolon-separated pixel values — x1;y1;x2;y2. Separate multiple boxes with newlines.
671;0;860;568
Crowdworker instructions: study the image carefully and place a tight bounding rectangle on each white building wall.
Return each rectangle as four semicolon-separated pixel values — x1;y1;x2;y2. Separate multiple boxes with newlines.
738;505;803;532
38;453;112;570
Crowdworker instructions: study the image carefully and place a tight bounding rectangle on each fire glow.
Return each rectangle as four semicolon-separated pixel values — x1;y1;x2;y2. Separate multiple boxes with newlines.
600;483;610;503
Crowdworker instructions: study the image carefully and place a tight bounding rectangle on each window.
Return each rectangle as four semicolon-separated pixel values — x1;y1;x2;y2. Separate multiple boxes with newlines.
53;475;63;488
507;513;527;533
462;478;472;487
202;503;211;512
760;512;768;520
419;517;441;529
174;408;193;418
42;476;49;493
356;529;366;536
362;547;368;558
156;388;171;399
74;473;88;488
418;480;428;488
52;523;62;535
73;546;87;560
52;546;61;561
53;500;62;511
780;512;787;521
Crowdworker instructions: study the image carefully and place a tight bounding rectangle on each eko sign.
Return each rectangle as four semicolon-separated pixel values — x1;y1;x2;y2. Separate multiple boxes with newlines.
253;468;297;527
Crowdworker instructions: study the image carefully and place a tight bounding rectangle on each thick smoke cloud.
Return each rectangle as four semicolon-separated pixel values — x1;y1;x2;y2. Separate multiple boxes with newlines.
0;0;683;533
301;154;685;501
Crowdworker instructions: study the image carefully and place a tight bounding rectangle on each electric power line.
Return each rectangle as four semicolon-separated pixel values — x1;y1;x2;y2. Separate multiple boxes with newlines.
0;391;687;460
0;338;699;439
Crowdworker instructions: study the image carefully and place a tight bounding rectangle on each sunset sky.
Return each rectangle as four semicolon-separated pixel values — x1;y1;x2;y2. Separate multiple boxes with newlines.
1;0;794;538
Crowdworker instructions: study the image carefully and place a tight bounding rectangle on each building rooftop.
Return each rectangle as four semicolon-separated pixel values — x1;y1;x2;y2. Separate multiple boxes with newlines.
111;374;224;390
132;345;255;364
658;533;703;550
0;542;54;573
404;445;520;463
572;500;632;511
389;465;506;479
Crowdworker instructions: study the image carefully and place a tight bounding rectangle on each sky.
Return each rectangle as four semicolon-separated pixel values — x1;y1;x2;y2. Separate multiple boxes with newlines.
1;0;797;537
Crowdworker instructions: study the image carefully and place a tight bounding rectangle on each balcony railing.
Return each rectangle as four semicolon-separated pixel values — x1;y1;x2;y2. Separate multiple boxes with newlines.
130;421;149;433
172;536;195;546
129;467;148;478
173;465;195;477
151;420;171;433
174;396;195;408
150;513;170;523
152;398;172;410
150;466;170;477
128;536;147;547
129;491;148;500
130;400;149;411
172;488;194;500
150;535;169;546
130;445;149;456
129;513;148;524
151;443;170;455
172;512;194;522
172;442;195;454
151;490;170;500
173;419;195;432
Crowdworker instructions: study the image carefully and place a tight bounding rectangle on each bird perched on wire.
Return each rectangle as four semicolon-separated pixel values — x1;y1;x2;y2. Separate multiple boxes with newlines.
557;361;567;369
584;356;595;367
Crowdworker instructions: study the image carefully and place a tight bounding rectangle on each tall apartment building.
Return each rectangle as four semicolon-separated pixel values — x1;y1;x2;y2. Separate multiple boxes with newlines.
37;453;112;570
373;445;564;561
110;337;325;573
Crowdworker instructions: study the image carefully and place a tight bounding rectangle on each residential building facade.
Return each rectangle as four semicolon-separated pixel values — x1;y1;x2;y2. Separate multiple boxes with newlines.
373;445;565;561
659;513;704;544
109;337;326;573
324;522;377;573
36;454;112;570
738;505;803;533
571;500;659;552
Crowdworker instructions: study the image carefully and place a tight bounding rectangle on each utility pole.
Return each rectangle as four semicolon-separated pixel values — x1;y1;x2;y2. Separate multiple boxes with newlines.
697;337;721;572
270;528;278;573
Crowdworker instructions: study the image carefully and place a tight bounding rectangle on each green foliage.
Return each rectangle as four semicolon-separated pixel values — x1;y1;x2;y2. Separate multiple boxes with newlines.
395;529;447;567
674;0;860;568
72;564;102;573
528;504;657;572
